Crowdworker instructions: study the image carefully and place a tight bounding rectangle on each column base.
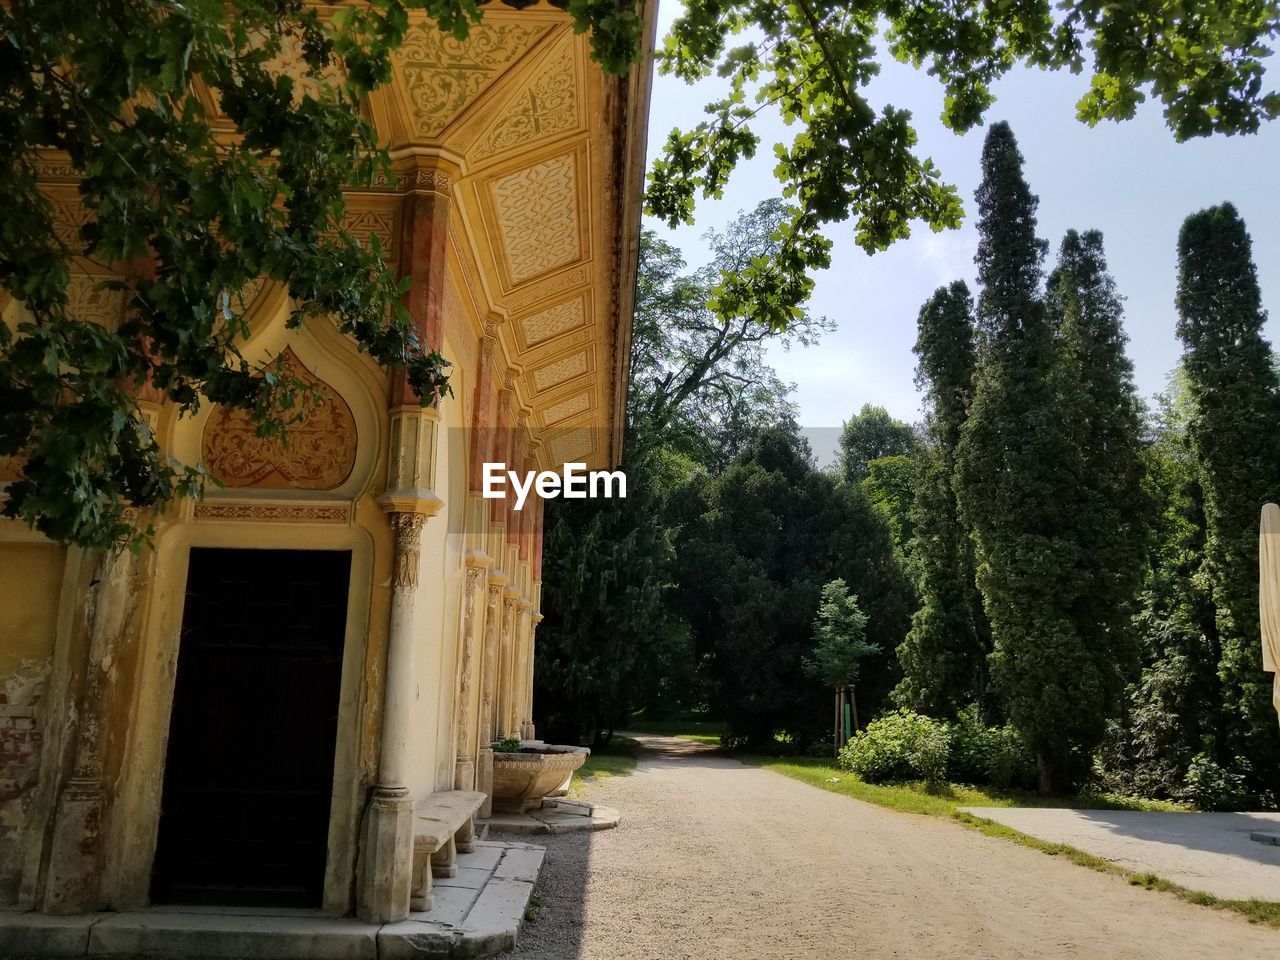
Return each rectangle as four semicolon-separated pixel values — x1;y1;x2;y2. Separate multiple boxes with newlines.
476;745;494;820
356;785;414;923
520;721;536;741
453;754;475;793
42;780;104;914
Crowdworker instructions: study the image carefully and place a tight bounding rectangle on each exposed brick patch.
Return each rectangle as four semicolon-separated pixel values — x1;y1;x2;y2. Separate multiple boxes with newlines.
1;659;51;902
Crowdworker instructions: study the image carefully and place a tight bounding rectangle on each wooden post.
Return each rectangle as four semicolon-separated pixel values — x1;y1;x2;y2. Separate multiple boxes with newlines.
833;688;840;758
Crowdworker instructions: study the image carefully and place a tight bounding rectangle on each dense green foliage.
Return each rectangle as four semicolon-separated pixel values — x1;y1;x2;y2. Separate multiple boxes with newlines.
895;282;989;717
534;447;689;746
1;0;466;546
536;205;912;748
860;455;918;555
676;428;912;747
841;710;951;785
1048;229;1150;661
8;0;1279;547
534;204;828;743
803;579;877;690
954;123;1095;793
1096;383;1224;802
840;709;1033;790
1175;204;1280;797
649;0;1280;332
627;200;830;465
838;404;918;484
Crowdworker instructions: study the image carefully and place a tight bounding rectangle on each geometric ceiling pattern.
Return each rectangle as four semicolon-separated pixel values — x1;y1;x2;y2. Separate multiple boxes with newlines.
377;4;637;470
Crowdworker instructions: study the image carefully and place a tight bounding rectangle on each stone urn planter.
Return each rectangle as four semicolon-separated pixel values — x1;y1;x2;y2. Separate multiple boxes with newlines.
491;743;589;813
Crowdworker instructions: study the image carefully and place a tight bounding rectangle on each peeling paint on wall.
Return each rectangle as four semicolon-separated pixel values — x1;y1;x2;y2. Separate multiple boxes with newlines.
0;657;52;903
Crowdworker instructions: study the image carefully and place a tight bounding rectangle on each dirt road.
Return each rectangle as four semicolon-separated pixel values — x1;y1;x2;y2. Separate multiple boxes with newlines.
503;734;1278;959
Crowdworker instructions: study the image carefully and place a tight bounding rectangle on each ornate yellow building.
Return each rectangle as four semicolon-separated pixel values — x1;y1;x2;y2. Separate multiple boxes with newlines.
0;1;654;925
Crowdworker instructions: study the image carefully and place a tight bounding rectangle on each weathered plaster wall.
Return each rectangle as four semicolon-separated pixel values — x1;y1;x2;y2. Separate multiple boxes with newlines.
0;542;64;903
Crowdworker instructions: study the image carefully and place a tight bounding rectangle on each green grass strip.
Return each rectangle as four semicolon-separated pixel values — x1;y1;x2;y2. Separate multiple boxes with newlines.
570;736;639;797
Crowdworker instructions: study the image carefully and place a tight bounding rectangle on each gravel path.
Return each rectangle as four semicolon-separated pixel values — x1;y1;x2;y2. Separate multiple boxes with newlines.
500;734;1279;959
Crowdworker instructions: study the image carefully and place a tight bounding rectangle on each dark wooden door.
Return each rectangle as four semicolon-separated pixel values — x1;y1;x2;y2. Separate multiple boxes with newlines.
151;547;352;907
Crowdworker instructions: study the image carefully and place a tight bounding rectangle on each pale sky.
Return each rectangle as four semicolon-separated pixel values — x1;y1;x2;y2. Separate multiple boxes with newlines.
643;7;1280;466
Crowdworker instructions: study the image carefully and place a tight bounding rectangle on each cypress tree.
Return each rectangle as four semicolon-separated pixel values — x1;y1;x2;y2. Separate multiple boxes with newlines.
1175;204;1280;795
896;281;989;716
955;123;1096;793
1047;230;1148;702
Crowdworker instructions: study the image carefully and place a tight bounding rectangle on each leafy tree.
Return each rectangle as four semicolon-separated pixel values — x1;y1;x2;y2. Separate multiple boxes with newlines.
533;447;685;746
536;212;831;741
1047;228;1149;713
675;425;912;748
1175;203;1280;797
838;404;918;484
955;123;1097;793
861;455;917;554
8;1;1278;548
1098;386;1222;799
896;281;989;717
648;0;1280;332
804;578;878;722
629;200;830;466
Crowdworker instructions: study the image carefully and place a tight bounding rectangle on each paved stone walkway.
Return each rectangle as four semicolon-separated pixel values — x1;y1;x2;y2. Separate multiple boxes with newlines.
481;797;620;835
957;806;1280;900
0;840;543;959
501;735;1280;960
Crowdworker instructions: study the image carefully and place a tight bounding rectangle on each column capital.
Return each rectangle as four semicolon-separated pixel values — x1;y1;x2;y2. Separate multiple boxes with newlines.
378;494;444;518
464;550;493;570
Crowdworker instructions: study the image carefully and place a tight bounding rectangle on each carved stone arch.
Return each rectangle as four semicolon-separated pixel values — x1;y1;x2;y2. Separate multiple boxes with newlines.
238;278;290;340
201;347;358;490
167;297;389;500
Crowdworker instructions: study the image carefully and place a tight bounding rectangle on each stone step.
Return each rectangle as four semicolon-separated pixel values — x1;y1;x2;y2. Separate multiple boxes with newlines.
0;840;545;960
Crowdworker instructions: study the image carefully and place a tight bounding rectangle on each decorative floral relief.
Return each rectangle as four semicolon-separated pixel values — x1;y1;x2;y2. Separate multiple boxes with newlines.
334;209;396;256
201;348;357;490
193;502;349;523
471;33;577;161
67;275;125;329
51;200;93;251
0;455;26;482
395;21;547;138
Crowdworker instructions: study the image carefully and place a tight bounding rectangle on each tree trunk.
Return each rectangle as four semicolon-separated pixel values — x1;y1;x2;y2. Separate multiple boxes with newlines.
1036;750;1053;795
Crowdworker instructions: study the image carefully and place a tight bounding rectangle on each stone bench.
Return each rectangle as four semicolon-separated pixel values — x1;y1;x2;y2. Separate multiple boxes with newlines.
411;790;486;911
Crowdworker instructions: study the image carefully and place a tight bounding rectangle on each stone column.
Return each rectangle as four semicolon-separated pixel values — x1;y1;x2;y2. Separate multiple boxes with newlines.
357;508;429;923
512;600;532;739
476;576;505;818
496;591;518;740
452;562;487;791
43;364;159;913
523;612;542;741
42;543;141;913
358;168;451;922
